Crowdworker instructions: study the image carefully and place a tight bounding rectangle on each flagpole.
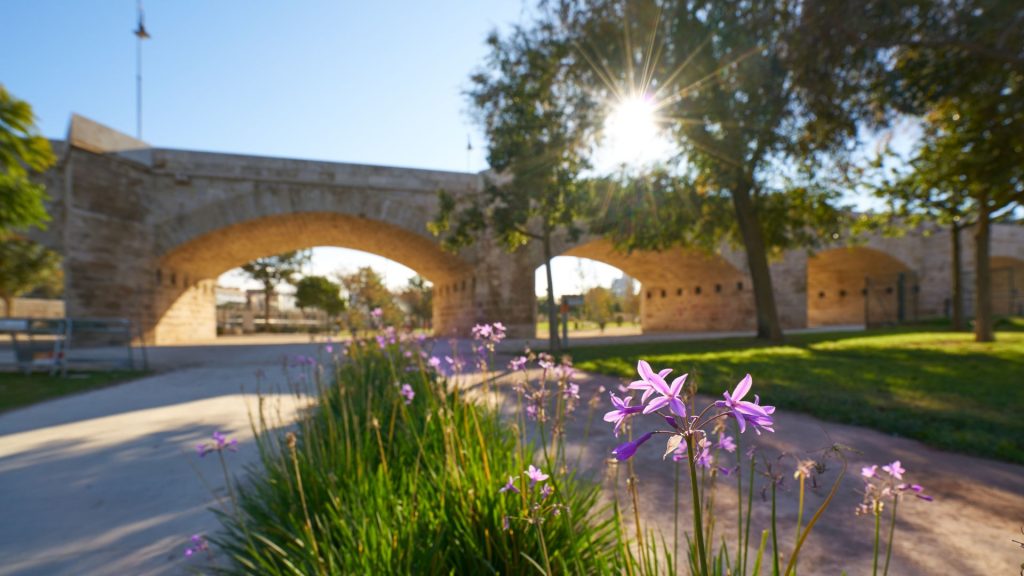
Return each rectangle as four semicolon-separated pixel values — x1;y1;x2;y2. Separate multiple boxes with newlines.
134;0;150;140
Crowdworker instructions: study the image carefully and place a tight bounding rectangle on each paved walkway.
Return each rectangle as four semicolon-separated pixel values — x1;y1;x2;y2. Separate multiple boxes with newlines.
0;347;319;575
1;337;1021;574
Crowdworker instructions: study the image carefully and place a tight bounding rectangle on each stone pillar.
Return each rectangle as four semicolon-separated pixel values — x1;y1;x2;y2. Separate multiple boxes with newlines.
770;250;808;329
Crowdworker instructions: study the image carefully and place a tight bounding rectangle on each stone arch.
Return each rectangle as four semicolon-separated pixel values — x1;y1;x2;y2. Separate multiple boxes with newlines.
807;246;912;327
560;239;755;332
151;210;474;343
990;256;1024;316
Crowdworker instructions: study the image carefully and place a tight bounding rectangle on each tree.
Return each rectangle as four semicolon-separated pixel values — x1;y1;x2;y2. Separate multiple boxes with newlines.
863;137;983;332
0;237;61;316
396;275;433;330
788;0;1024;341
294;275;345;330
430;21;597;353
240;251;308;331
337;267;403;334
583;286;615;332
0;85;55;236
560;0;846;342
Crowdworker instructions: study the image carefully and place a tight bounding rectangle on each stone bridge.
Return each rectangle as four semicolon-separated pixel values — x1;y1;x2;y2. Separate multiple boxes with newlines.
34;116;1024;344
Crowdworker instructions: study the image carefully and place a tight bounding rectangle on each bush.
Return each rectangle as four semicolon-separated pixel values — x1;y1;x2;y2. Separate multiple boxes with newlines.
212;335;625;574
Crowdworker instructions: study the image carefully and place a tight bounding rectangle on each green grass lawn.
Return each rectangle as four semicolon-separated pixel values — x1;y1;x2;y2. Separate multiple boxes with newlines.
0;370;147;413
570;324;1024;464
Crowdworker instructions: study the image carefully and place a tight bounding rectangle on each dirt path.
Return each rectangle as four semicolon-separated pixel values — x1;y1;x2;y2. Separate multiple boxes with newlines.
497;369;1024;575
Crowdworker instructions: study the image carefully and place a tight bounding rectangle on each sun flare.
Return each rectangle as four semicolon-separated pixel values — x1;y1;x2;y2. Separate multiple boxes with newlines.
596;95;674;172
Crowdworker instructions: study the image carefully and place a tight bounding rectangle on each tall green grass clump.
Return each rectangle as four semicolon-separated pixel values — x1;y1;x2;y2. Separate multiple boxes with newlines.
211;332;624;574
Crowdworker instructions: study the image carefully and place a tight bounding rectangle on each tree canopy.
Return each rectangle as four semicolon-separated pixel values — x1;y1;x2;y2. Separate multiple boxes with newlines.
0;85;55;235
431;20;598;351
0;237;61;316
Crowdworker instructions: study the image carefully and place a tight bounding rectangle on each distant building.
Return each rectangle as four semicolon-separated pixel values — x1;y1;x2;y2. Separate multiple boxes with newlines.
610;274;637;297
243;289;297;312
215;286;246;306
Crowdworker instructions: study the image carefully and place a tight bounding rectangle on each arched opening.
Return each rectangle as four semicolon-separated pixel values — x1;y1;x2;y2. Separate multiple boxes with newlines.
990;256;1024;316
550;239;755;335
533;255;641;339
151;212;473;344
215;247;432;336
807;247;913;327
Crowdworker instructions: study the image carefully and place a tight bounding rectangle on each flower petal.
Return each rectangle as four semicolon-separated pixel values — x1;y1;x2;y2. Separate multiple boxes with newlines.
733;374;752;401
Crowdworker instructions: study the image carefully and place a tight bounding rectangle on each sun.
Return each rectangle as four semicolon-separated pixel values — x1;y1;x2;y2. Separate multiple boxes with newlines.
595;95;674;172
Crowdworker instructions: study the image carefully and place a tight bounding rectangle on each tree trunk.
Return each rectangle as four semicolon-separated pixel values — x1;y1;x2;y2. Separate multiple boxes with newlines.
974;197;994;342
950;221;964;331
731;181;784;342
542;228;561;354
2;295;12;317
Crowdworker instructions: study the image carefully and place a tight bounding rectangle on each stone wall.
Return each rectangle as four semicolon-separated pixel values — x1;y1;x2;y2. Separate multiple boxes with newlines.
35;115;1024;345
0;298;65;318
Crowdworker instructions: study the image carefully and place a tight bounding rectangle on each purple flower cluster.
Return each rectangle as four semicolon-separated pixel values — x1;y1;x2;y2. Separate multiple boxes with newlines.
857;459;933;515
606;360;775;462
399;383;415;405
183;533;209;558
196;431;238;458
471;322;507;344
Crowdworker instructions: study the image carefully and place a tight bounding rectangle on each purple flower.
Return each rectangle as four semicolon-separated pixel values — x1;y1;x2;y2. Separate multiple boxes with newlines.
184;533;208;558
525;465;549;486
882;460;905;480
627;360;674;403
526;404;539;420
861;465;878;478
499;475;520;494
632;361;687;418
371;307;383;318
472;323;493;340
694;438;713;469
612;431;655;461
428;356;442;369
714;374;774;434
399;384;415;405
718;465;739;476
902;483;933;501
199;431;237;457
564;383;580;400
509;356;528;371
603;393;644;436
540;484;554;500
716;435;736;453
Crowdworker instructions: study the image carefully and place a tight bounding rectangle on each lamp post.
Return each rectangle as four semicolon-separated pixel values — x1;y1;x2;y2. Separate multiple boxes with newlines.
133;1;151;139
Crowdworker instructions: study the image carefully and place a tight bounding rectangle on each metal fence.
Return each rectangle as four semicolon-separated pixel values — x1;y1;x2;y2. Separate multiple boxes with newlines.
864;272;920;327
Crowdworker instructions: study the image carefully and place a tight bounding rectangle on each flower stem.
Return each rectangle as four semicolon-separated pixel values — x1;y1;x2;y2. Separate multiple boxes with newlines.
771;481;779;576
873;503;881;576
535;519;553;576
883;497;898;576
793;475;804;576
736;434;743;576
686;434;709;576
674;459;680;556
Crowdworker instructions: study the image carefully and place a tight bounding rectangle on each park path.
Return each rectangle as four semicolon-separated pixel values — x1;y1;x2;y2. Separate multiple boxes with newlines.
0;346;319;576
0;338;1021;574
